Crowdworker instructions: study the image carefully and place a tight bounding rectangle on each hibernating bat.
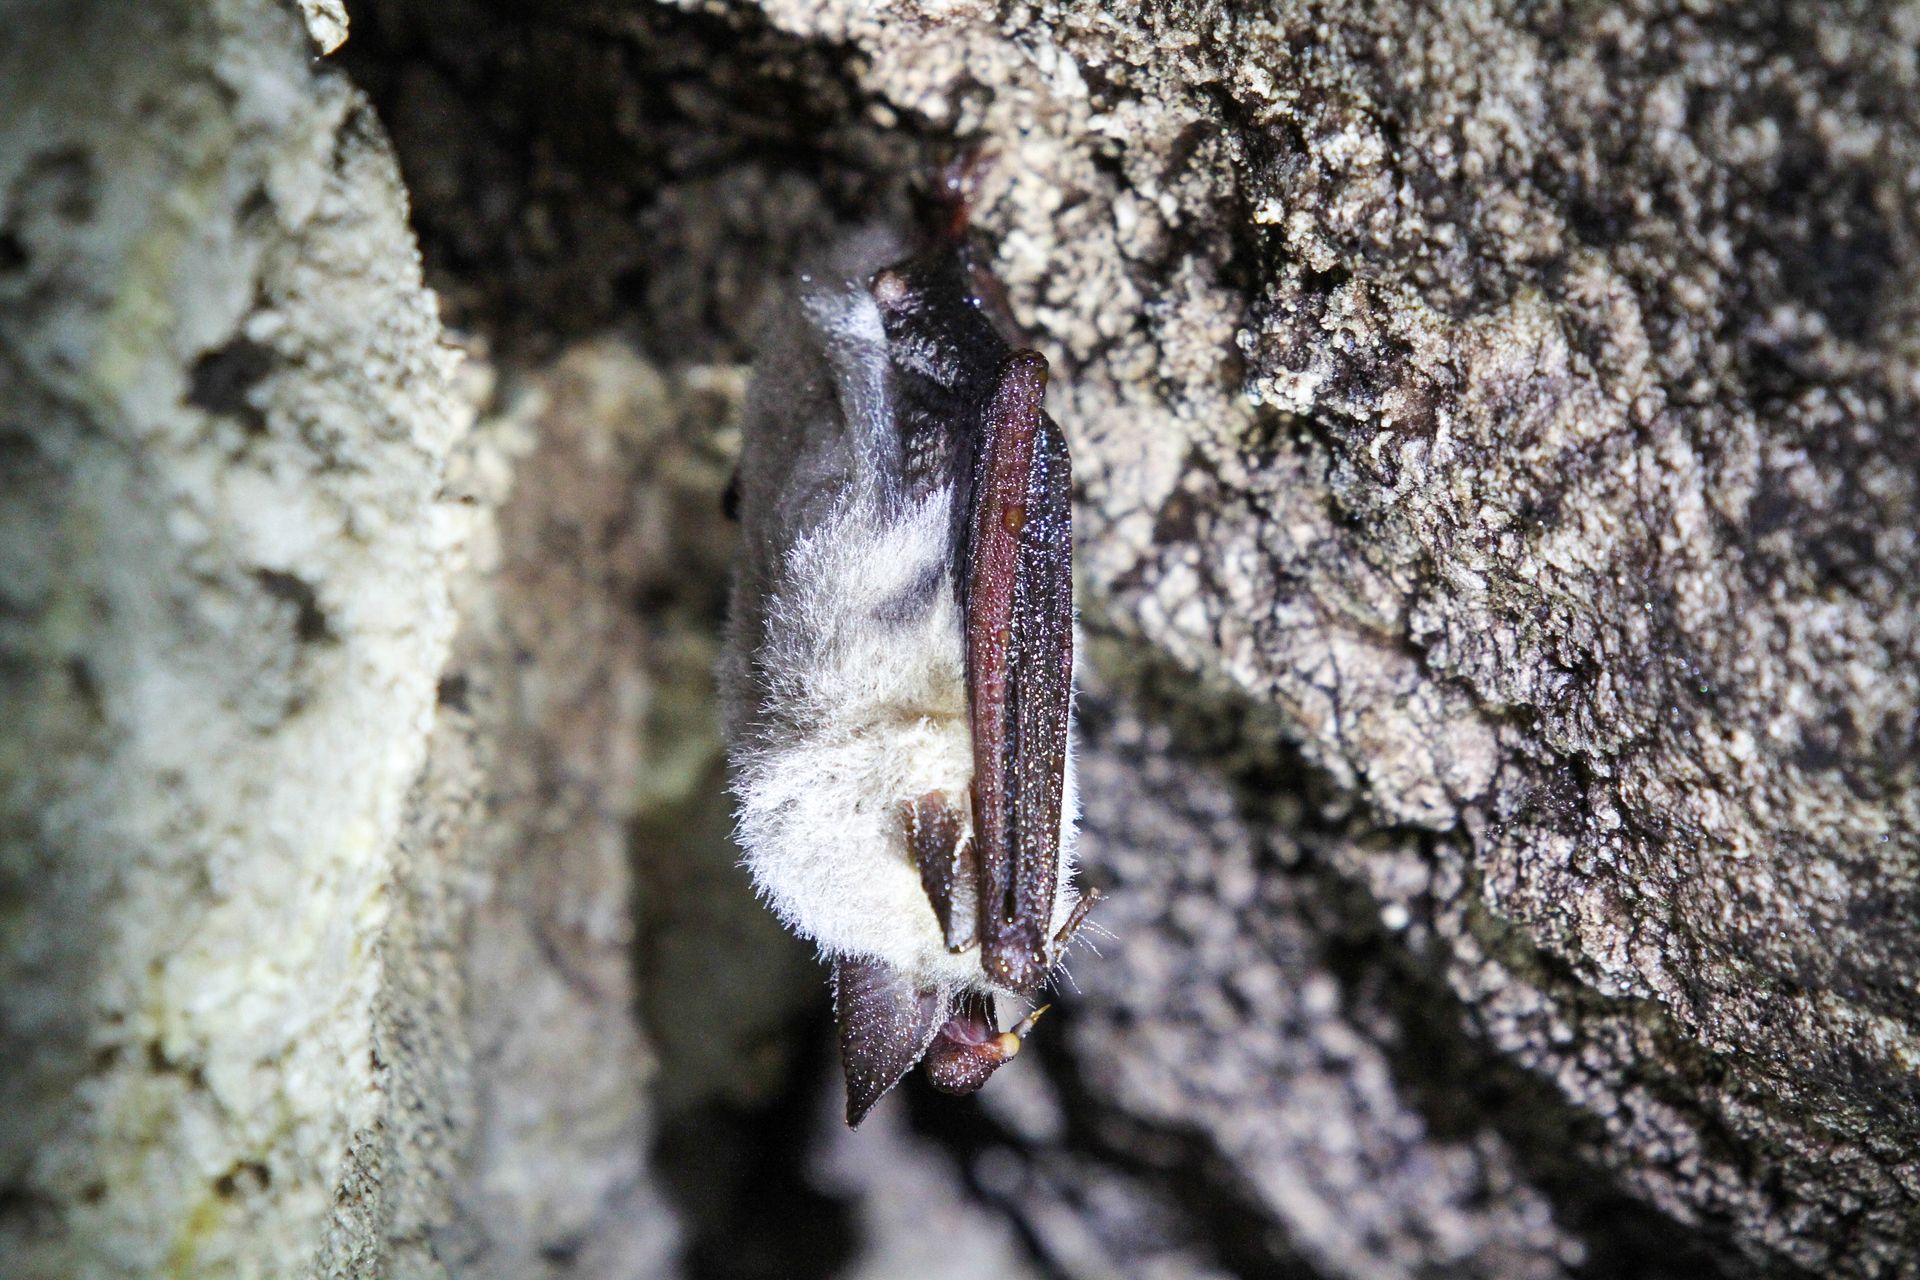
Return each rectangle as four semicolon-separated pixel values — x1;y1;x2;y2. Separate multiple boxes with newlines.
718;184;1094;1127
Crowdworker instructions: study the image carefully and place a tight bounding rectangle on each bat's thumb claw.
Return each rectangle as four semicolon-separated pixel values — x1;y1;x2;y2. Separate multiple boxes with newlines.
1009;1003;1051;1038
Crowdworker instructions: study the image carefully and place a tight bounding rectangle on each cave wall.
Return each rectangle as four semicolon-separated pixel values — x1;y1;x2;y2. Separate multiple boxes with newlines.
3;0;1916;1277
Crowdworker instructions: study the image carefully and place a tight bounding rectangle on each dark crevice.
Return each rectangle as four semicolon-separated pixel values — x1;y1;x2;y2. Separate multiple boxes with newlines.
338;0;927;364
0;1185;61;1240
434;671;470;713
188;336;275;435
649;1008;856;1280
254;568;333;645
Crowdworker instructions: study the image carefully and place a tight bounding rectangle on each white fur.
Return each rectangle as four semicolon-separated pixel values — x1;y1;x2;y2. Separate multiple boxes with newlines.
723;260;1079;996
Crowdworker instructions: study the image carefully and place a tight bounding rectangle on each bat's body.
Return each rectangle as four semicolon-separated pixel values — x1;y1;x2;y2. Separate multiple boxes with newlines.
720;218;1088;1125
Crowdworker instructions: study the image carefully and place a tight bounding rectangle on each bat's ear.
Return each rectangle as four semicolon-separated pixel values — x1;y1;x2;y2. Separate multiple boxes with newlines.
833;958;947;1126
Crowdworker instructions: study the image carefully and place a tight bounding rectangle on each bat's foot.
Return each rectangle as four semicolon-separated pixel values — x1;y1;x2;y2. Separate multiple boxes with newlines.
1053;887;1103;949
924;994;1047;1096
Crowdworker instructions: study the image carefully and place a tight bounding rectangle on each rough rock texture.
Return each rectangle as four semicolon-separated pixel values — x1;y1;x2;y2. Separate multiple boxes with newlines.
341;0;1920;1275
0;0;472;1274
415;342;696;1280
6;0;1917;1277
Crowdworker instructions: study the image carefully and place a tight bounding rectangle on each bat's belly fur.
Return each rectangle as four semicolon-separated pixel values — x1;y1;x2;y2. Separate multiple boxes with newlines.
730;479;1077;996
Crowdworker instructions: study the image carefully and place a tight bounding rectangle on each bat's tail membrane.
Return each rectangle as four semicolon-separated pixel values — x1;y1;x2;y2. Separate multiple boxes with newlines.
833;957;945;1127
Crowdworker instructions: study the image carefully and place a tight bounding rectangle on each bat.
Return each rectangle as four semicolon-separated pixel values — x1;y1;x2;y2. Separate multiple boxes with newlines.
718;174;1094;1126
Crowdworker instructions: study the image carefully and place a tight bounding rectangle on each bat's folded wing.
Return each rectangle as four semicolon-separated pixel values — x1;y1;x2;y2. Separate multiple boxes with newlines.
964;351;1075;995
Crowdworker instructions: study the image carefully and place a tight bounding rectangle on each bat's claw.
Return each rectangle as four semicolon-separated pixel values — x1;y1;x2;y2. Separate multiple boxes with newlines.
1008;1003;1050;1038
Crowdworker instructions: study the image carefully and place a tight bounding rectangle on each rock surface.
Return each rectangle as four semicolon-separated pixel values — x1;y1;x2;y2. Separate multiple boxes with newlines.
2;1;469;1275
4;0;1916;1277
